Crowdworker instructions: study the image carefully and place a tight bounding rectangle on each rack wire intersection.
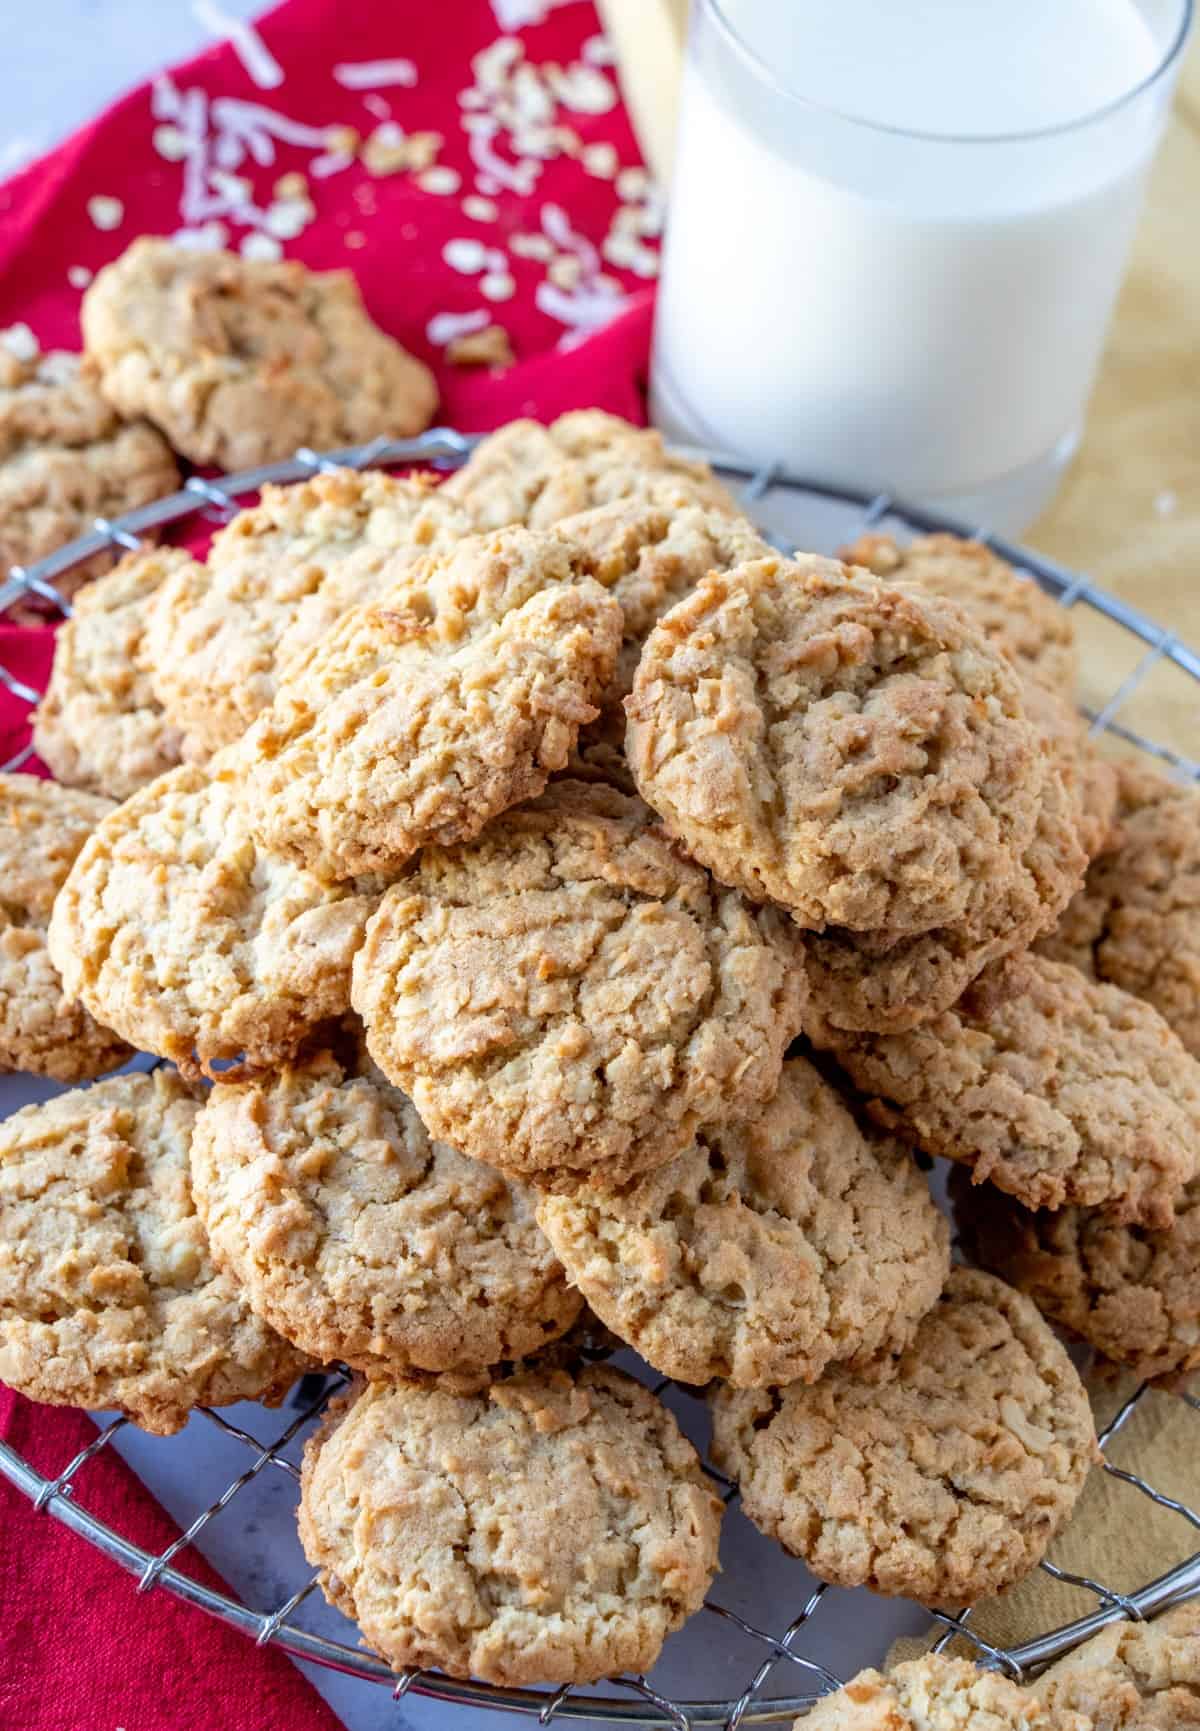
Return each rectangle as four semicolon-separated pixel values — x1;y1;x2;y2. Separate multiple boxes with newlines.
0;429;1197;1729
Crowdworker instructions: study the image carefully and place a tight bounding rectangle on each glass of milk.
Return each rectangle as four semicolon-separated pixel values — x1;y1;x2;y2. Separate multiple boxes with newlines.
651;0;1193;532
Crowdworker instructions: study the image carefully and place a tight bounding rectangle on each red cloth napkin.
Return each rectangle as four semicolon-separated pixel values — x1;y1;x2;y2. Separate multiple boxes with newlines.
0;1;657;1723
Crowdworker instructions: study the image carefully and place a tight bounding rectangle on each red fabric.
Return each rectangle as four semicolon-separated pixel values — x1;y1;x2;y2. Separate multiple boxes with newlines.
0;1;656;1723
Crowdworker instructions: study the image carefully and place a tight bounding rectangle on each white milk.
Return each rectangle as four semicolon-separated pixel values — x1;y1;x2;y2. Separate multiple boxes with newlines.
651;0;1182;528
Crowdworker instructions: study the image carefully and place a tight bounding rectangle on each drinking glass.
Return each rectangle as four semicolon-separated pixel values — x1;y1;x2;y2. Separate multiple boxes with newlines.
651;0;1193;532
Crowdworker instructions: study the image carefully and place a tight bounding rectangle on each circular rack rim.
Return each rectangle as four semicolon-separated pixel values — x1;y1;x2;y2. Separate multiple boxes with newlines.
0;426;1198;1730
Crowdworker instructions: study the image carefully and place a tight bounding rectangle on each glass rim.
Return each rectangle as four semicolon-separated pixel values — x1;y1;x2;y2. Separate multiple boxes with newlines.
701;0;1195;145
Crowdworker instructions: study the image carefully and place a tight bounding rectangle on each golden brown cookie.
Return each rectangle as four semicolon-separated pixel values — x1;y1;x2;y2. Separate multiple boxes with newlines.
0;772;129;1080
239;522;623;879
145;469;474;760
1037;762;1200;1058
82;239;436;468
0;334;177;596
190;1050;582;1375
798;1654;1084;1731
843;532;1079;695
33;548;188;800
711;1268;1096;1606
1033;1601;1200;1731
441;409;739;531
821;953;1200;1227
352;780;805;1192
0;1070;308;1433
536;1056;948;1387
797;763;1087;1038
626;554;1044;935
297;1365;723;1686
47;755;378;1076
953;1166;1200;1384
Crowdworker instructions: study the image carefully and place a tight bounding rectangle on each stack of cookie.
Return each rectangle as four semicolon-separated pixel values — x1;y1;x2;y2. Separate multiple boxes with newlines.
2;407;1199;1694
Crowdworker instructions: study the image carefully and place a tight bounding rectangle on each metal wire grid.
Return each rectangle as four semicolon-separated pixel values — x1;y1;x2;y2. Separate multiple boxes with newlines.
0;429;1196;1729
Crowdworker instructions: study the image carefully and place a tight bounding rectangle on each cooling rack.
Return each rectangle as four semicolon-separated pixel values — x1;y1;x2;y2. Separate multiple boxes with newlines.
0;428;1198;1731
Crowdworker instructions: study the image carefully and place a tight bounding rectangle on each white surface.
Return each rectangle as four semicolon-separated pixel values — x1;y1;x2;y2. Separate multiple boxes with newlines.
0;0;260;173
651;0;1183;531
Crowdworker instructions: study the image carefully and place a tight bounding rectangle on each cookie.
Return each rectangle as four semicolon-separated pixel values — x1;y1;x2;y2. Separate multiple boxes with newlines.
81;239;437;469
953;1166;1200;1384
1034;1602;1200;1731
1037;762;1200;1058
33;548;187;800
146;469;474;760
557;496;771;712
190;1050;582;1375
822;953;1200;1226
441;409;739;531
0;1070;308;1433
801;1655;1083;1731
297;1364;723;1685
0;334;178;596
46;755;379;1076
0;772;129;1080
797;762;1087;1037
352;780;805;1192
536;1055;948;1387
843;532;1079;695
711;1267;1096;1605
240;522;623;879
626;554;1044;934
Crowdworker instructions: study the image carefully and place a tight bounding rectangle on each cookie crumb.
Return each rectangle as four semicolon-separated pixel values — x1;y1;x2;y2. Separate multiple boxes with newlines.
447;324;513;368
87;195;125;232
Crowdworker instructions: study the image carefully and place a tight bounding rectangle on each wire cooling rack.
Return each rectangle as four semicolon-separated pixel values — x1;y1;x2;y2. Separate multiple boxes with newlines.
0;429;1198;1730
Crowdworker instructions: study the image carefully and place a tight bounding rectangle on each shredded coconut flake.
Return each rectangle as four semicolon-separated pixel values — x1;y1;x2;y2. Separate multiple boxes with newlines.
333;58;418;90
67;266;93;290
419;166;463;195
153;124;191;162
582;33;616;67
192;0;284;90
481;270;516;302
463;194;500;222
444;238;491;274
87;195;125;232
240;231;283;261
427;308;491;346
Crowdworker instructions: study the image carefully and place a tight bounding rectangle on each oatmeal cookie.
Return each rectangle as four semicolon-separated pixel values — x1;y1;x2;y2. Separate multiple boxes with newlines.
711;1267;1096;1605
0;336;177;596
241;522;623;879
297;1365;723;1685
352;781;805;1192
82;239;436;468
536;1055;948;1387
47;755;378;1076
1036;762;1200;1058
33;548;187;799
1020;677;1118;863
0;1070;308;1433
0;772;128;1080
797;763;1087;1037
1034;1601;1200;1731
441;410;739;531
146;470;474;760
626;554;1044;934
191;1051;582;1375
799;1654;1083;1731
823;953;1200;1226
843;532;1079;695
953;1166;1200;1384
